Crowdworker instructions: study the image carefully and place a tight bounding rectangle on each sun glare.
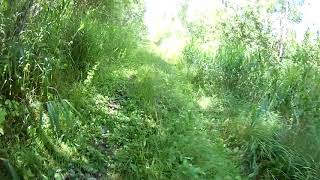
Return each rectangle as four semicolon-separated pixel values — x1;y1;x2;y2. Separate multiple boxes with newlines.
144;0;320;59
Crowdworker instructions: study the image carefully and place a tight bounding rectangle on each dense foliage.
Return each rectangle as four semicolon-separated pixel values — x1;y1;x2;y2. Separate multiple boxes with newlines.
0;0;319;179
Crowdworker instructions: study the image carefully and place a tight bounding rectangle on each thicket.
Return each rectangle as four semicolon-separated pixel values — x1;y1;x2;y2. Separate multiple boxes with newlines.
0;0;319;179
183;8;320;179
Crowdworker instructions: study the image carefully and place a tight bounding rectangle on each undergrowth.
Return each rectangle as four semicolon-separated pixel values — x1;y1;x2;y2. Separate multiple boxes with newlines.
0;1;319;180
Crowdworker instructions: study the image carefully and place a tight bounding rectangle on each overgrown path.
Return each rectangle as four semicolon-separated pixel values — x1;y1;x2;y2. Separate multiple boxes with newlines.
78;47;241;179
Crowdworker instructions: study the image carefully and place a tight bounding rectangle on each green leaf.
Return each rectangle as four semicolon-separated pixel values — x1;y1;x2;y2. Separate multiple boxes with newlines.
1;158;19;180
0;108;6;123
54;172;63;180
0;108;7;135
47;102;60;136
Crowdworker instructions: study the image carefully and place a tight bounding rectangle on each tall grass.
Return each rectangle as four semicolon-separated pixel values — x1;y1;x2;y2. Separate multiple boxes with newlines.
0;0;143;178
183;8;320;179
1;0;320;179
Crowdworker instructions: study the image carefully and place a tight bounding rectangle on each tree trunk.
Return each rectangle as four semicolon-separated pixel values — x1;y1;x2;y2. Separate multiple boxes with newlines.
279;0;289;61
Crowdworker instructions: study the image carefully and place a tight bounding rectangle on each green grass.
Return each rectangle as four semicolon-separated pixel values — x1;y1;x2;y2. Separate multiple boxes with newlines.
1;1;320;179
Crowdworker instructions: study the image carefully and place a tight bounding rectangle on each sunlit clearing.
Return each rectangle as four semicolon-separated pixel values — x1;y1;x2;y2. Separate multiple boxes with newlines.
144;0;185;42
158;36;187;64
144;0;188;62
186;0;220;23
144;0;224;62
197;96;212;110
145;0;320;58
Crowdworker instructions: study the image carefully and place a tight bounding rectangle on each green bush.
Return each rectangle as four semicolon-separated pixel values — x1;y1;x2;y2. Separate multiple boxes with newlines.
182;7;320;179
